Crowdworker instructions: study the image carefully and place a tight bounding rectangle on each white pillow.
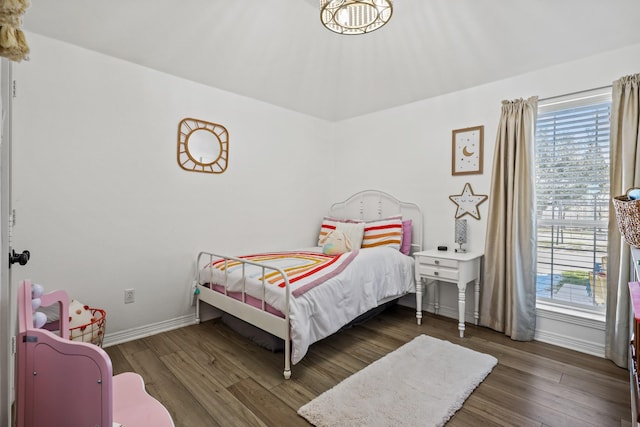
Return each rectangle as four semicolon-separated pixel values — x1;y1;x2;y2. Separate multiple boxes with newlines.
321;230;353;255
335;221;365;249
317;217;363;245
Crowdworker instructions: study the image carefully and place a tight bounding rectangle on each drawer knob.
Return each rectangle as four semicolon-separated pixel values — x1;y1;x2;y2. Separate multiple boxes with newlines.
434;271;439;276
435;260;440;265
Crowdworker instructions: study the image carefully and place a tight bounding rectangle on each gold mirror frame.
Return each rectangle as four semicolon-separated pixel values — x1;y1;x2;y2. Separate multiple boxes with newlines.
177;118;229;174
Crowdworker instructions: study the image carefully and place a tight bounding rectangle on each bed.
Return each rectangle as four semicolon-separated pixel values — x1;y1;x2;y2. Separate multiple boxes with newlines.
195;190;423;379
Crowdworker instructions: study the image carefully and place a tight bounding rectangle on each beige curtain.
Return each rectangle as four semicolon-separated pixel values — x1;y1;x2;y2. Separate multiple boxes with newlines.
480;96;538;340
607;73;640;368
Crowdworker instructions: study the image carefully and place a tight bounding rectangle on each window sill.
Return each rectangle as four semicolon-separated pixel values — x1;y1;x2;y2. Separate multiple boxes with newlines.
536;301;605;328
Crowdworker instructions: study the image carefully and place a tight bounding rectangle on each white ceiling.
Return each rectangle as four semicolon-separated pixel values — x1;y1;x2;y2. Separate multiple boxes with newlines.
21;0;640;121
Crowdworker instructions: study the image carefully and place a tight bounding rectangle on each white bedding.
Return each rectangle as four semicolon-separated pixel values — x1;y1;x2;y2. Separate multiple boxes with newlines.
200;246;415;364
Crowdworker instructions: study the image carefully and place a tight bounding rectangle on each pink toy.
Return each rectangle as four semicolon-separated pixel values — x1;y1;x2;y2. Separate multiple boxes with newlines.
32;311;46;329
16;280;174;427
29;284;47;329
30;283;43;298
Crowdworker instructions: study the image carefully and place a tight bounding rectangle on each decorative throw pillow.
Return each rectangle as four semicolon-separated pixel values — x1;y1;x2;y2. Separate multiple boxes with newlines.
321;230;353;255
317;216;363;246
361;216;403;251
400;219;413;255
335;221;365;249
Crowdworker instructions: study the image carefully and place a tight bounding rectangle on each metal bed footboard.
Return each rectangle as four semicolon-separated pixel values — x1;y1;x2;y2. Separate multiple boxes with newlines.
195;251;292;379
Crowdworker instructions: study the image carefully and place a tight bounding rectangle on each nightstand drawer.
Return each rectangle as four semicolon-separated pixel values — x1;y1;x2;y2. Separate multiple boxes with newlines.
417;265;459;281
416;256;459;269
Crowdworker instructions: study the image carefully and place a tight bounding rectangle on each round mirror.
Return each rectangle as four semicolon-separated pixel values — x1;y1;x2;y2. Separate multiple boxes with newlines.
177;118;229;174
186;129;221;165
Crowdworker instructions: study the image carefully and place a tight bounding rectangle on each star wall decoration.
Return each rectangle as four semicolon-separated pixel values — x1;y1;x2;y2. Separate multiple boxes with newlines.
449;183;488;220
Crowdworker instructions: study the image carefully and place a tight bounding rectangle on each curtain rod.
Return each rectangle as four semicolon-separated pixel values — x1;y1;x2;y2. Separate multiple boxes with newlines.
539;84;612;102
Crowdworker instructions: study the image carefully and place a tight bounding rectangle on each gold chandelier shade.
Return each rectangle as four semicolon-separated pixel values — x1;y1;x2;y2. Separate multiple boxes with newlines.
320;0;393;35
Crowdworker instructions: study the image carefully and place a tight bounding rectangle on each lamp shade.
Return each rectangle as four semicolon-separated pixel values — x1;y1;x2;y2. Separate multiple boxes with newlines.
455;219;467;245
320;0;393;35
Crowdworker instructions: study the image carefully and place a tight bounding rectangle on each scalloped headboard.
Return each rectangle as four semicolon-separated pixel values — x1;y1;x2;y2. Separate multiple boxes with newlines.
328;190;423;254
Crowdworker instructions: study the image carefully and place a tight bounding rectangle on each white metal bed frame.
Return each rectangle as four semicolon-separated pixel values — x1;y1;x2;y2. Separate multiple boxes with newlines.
195;190;423;379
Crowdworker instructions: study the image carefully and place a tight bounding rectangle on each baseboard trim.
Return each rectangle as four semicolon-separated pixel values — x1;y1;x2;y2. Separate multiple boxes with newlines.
100;305;606;358
402;294;606;358
102;313;197;348
534;328;605;357
398;298;475;322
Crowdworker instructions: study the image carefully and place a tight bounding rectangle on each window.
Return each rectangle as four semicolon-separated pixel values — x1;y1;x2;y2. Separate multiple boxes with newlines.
535;89;611;311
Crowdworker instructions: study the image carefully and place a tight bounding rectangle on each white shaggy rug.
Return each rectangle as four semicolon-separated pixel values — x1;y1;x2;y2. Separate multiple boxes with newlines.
298;334;497;427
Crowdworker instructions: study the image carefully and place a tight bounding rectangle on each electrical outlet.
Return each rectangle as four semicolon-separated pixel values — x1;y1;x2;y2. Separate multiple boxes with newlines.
124;288;135;304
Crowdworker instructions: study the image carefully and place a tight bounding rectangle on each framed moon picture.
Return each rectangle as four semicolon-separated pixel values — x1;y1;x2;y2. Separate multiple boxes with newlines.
452;125;484;175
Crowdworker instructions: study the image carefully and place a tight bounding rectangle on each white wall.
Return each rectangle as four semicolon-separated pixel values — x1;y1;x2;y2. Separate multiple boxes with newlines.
11;33;332;337
334;42;640;253
333;42;640;354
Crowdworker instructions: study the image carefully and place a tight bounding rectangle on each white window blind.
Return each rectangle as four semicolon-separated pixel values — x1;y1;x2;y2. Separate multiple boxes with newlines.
535;88;611;310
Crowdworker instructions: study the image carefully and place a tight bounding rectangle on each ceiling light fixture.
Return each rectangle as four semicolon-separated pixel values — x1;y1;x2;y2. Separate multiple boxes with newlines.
320;0;393;35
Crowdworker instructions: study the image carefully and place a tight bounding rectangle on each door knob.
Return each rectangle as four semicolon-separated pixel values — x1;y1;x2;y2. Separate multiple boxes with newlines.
9;249;30;267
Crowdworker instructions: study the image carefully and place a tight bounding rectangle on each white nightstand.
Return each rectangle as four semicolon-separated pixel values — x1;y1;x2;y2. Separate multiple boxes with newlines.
414;249;483;337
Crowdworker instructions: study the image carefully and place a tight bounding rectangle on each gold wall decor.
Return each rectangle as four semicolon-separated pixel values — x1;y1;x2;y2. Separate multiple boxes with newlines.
449;182;488;220
452;125;483;176
177;118;229;174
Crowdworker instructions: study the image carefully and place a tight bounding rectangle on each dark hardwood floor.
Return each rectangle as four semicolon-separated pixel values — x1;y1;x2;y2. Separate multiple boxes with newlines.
105;306;631;426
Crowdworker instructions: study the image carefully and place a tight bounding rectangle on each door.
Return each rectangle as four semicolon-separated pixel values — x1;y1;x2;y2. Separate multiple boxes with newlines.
0;58;29;427
0;57;13;427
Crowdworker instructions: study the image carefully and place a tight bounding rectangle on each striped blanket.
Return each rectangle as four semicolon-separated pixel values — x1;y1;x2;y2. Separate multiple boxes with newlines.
208;250;359;298
200;246;415;364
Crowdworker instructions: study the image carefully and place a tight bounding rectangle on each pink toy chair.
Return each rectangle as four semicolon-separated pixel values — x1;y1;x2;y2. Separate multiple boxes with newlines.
16;280;174;427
